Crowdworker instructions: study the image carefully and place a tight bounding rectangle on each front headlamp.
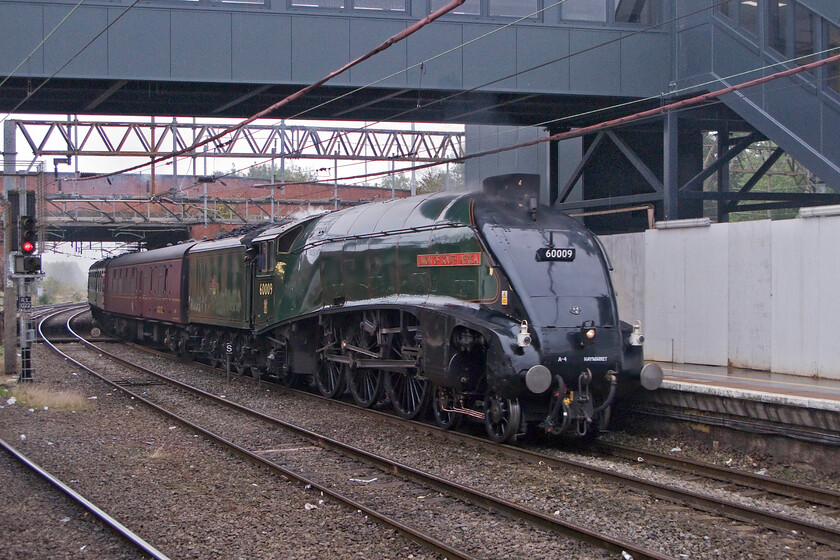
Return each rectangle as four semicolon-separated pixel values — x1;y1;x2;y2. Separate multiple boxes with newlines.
579;320;596;347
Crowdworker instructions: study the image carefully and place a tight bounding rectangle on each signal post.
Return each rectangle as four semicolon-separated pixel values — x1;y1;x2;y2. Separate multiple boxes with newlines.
5;189;43;381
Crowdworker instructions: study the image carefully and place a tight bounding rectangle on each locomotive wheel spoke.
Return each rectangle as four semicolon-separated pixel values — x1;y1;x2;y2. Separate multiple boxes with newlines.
348;368;384;408
315;322;345;399
385;340;429;419
385;320;430;419
484;393;522;444
316;360;345;398
346;323;385;408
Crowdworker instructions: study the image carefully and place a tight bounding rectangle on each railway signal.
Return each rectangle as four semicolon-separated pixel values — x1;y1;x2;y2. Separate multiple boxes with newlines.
18;215;41;273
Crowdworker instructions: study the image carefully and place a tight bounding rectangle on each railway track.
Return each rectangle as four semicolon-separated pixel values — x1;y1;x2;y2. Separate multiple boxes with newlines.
39;306;840;558
43;307;672;560
0;436;170;560
596;442;840;510
150;336;840;551
117;325;840;550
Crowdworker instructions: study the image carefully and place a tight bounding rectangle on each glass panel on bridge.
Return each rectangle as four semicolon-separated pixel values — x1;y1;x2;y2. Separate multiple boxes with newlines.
768;0;790;56
562;0;607;22
794;3;816;66
615;0;661;24
290;0;345;7
828;21;840;94
740;0;758;36
355;0;406;10
488;0;539;19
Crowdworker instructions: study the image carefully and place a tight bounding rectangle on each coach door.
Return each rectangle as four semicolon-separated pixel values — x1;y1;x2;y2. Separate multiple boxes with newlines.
254;240;275;328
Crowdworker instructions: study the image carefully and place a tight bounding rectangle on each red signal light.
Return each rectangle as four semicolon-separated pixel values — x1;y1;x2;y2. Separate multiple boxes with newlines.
19;215;37;256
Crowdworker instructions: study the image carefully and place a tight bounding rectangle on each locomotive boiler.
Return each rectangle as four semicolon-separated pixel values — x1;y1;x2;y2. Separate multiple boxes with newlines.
89;175;661;443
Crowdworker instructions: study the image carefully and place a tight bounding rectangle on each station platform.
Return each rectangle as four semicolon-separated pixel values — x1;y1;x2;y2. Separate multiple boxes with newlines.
621;363;840;446
659;362;840;409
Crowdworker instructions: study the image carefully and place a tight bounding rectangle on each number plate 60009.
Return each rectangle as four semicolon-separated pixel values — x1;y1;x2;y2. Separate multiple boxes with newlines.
535;248;575;262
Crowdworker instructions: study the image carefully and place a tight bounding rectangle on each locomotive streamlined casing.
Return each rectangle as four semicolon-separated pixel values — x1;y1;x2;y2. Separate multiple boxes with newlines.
250;192;631;400
250;194;502;328
90;187;653;442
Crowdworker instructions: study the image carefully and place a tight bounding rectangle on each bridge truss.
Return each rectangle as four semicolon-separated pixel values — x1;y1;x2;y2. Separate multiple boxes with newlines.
13;119;464;165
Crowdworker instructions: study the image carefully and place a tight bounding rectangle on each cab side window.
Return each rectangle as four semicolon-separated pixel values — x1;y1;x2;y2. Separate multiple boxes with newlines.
277;225;303;254
258;242;274;273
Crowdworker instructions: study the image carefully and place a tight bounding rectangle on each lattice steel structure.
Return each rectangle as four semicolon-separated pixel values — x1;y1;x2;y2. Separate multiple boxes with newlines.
13;119;464;164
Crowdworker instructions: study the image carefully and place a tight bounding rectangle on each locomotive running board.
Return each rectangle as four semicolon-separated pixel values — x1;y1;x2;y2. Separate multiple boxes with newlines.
355;359;417;370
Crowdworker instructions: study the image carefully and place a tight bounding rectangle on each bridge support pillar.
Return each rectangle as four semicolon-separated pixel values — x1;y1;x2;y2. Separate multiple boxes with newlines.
3;120;17;376
663;110;680;221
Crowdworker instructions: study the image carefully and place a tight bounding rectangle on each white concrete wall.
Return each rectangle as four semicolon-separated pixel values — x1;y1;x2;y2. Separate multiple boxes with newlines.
600;213;840;380
728;221;772;371
599;232;645;330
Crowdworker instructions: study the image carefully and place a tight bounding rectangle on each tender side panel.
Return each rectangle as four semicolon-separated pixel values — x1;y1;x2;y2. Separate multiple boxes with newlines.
188;243;250;329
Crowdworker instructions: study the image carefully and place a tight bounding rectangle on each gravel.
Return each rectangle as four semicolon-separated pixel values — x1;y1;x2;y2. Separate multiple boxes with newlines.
1;345;432;560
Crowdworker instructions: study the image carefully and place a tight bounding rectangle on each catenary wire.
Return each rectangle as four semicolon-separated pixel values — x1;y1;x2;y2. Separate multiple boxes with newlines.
43;50;840;204
253;51;840;190
178;0;744;186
